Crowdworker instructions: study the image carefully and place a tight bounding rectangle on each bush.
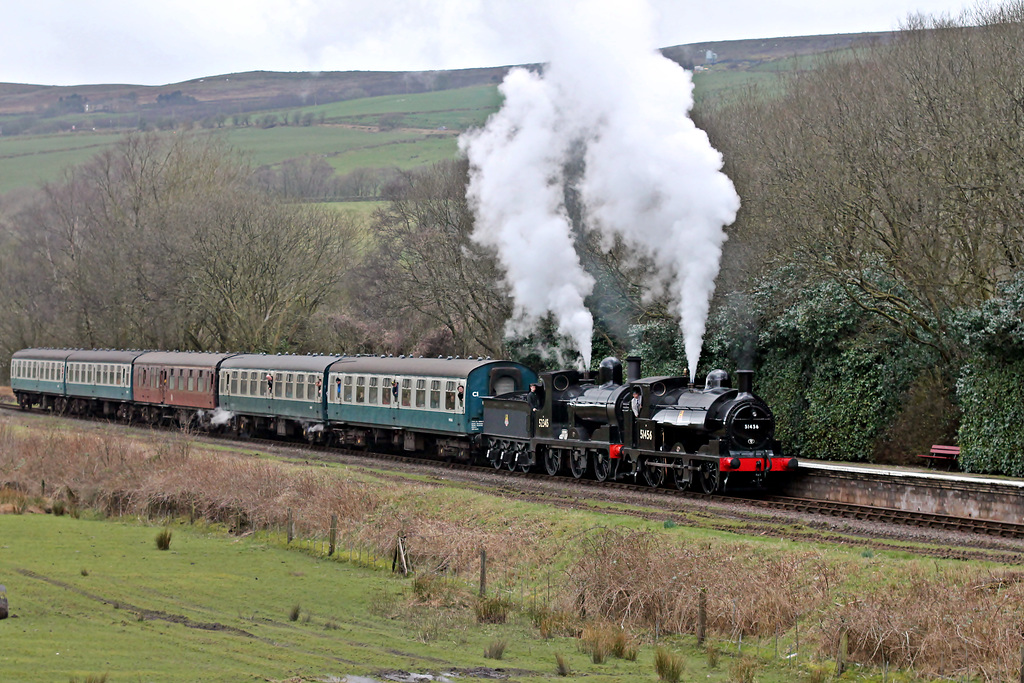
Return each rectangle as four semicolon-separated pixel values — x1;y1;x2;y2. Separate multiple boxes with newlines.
706;643;720;669
474;595;512;624
155;529;172;550
289;604;301;622
654;646;685;682
483;639;507;660
555;653;571;676
957;356;1024;475
729;655;758;683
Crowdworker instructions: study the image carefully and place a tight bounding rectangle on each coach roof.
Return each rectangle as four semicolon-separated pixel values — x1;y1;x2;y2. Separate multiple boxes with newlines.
327;356;512;378
12;348;75;361
135;351;237;367
221;354;343;373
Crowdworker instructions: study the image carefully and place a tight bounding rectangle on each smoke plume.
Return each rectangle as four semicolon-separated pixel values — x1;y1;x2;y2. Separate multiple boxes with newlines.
460;0;739;377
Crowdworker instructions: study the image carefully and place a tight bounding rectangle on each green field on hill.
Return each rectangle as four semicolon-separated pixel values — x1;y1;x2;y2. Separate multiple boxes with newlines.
0;41;859;196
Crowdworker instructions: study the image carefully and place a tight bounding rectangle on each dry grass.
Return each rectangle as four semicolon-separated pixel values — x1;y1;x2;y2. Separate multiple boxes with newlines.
554;653;571;676
567;528;830;638
653;646;686;682
474;595;512;624
483;639;507;660
154;528;172;550
579;622;639;664
729;655;759;683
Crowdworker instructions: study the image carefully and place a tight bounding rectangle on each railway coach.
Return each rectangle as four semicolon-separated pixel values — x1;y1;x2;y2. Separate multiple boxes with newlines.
217;353;343;440
323;356;536;458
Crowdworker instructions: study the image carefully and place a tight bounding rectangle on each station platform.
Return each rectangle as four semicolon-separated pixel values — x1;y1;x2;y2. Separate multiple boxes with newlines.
780;459;1024;525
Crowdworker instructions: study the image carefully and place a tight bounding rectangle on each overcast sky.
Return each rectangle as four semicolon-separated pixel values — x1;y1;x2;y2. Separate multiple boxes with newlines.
2;0;974;87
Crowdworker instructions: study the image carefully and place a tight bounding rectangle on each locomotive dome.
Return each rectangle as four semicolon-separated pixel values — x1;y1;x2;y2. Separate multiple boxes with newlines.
705;369;731;391
597;357;623;385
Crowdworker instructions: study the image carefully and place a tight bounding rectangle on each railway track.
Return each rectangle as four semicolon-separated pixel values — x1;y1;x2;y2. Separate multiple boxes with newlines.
6;401;1024;540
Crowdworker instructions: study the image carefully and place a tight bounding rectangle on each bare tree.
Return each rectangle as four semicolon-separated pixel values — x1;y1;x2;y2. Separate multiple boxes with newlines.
708;3;1024;360
357;160;511;357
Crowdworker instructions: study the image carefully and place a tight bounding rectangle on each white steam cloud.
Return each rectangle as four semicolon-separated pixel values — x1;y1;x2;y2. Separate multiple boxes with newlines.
460;0;739;378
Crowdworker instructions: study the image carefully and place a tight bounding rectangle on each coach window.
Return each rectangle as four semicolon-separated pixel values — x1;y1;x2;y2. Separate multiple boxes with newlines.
380;377;391;405
343;376;353;402
430;380;441;409
283;374;292;399
368;377;379;404
296;374;307;400
304;375;314;401
445;381;456;410
355;377;365;403
401;379;413;407
415;379;426;408
230;371;238;395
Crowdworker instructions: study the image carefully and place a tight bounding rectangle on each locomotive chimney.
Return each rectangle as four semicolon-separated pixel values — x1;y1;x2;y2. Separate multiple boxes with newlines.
626;356;642;382
736;369;754;395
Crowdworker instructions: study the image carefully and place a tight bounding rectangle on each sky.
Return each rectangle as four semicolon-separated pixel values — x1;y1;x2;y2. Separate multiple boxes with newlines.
2;0;974;86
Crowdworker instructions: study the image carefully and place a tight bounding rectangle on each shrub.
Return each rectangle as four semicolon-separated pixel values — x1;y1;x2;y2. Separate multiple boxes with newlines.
611;629;639;660
706;643;720;669
554;653;571;677
51;499;66;516
155;528;172;550
957;357;1024;475
729;655;759;683
654;646;685;682
475;595;512;624
533;606;577;639
483;639;507;660
289;604;301;622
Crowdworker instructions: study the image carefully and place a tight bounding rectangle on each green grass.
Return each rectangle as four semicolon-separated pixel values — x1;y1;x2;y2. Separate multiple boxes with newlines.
0;513;818;683
310;84;500;125
0;130;125;194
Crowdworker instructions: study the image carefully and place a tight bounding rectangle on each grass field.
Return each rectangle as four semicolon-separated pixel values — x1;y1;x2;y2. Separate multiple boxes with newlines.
2;412;1023;682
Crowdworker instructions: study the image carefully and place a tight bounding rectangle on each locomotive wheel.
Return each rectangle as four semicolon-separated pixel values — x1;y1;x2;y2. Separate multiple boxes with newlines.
669;445;689;490
569;449;587;479
642;456;666;488
697;463;718;494
55;397;68;416
592;450;611;482
543;448;561;476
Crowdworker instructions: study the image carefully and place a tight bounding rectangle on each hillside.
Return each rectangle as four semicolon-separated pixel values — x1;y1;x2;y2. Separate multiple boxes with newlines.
0;31;888;196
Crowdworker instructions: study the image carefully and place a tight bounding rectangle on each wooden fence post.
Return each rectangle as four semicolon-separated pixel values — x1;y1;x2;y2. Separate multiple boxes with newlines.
397;536;409;575
328;515;337;556
697;587;707;646
836;628;847;677
479;548;487;597
287;509;293;544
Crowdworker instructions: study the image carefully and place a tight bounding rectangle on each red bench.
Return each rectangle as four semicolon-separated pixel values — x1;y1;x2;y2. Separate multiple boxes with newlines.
918;445;960;470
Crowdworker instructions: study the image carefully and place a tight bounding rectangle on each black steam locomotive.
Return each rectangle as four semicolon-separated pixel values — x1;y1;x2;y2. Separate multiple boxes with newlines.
481;357;796;493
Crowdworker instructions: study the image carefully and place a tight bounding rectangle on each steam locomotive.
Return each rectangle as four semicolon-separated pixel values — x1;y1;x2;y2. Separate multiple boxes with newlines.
481;356;796;493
